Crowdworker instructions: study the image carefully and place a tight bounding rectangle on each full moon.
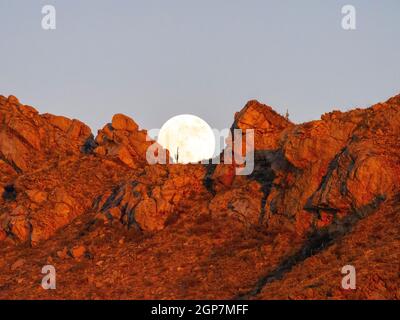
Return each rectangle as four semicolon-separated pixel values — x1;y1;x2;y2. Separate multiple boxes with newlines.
157;114;215;164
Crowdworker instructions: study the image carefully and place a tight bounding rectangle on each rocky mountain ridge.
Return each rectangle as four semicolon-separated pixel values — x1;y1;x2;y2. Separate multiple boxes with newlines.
0;94;399;299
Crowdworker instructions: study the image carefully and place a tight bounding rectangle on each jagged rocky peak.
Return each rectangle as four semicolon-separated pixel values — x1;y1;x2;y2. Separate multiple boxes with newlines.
0;95;92;174
234;99;293;130
231;100;294;151
94;113;155;168
111;113;139;131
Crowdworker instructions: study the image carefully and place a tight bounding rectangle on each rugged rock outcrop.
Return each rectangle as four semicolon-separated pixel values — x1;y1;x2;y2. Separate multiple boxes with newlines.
94;114;156;168
0;95;156;245
232;99;294;150
93;164;209;231
0;93;399;300
0;95;92;174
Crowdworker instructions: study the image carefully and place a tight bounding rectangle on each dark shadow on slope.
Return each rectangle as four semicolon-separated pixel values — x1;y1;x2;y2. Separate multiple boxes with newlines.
247;151;276;224
203;162;217;196
2;184;17;201
81;134;98;154
236;194;386;299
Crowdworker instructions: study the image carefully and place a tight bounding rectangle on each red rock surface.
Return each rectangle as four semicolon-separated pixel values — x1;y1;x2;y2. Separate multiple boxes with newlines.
0;94;399;299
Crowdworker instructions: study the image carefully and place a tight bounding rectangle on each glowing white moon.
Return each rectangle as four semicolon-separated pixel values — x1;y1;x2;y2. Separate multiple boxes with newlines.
157;114;215;164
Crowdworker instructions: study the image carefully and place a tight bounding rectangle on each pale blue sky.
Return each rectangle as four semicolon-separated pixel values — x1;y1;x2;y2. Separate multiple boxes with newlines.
0;0;399;133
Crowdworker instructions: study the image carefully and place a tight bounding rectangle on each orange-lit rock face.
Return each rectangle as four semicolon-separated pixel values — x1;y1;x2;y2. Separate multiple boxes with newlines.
94;164;209;232
0;94;399;300
0;95;92;173
233;100;293;151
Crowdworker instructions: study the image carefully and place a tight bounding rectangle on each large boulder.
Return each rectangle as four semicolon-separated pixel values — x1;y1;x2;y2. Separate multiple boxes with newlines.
94;114;164;168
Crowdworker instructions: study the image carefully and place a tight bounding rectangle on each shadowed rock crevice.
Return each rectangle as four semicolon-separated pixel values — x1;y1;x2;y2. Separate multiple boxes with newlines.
236;195;386;299
81;134;98;154
0;153;22;174
2;184;17;201
247;151;276;224
203;162;218;196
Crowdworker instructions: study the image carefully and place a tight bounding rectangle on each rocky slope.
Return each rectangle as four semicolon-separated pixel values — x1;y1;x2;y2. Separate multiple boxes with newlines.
0;94;399;299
